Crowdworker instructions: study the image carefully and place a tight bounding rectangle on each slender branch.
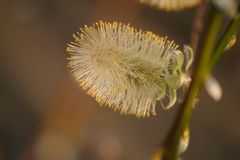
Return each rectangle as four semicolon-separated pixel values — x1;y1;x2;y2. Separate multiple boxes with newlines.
190;1;209;53
209;6;240;70
161;9;224;160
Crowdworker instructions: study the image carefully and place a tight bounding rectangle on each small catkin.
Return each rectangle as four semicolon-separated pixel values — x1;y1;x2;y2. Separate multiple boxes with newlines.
67;21;193;117
139;0;202;11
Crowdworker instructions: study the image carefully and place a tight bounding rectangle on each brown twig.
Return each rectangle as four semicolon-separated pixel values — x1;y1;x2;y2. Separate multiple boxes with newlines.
190;0;209;54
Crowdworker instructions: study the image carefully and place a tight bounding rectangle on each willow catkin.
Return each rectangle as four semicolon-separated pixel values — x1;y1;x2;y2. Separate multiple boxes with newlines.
67;21;193;117
139;0;202;11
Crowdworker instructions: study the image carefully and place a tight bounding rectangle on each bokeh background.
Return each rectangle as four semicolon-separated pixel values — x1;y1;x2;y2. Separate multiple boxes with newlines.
0;0;240;160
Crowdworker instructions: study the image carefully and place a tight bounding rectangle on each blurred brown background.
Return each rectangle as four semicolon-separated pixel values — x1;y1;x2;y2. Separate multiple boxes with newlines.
0;0;240;160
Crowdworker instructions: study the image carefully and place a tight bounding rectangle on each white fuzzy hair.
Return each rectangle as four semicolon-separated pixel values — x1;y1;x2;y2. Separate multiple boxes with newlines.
67;21;193;117
139;0;201;11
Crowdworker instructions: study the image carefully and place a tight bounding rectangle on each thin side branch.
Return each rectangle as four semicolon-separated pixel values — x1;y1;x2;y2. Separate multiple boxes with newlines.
209;6;240;70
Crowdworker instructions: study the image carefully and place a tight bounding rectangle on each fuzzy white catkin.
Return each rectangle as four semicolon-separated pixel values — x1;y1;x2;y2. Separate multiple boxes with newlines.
67;21;193;117
139;0;202;11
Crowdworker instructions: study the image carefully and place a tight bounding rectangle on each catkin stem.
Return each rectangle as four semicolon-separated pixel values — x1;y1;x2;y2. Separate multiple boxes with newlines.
161;8;224;160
